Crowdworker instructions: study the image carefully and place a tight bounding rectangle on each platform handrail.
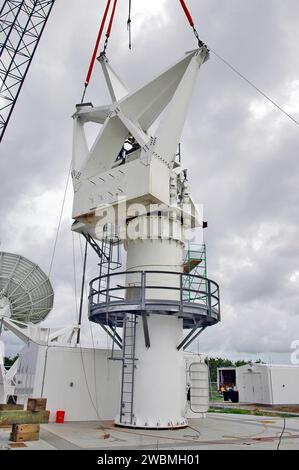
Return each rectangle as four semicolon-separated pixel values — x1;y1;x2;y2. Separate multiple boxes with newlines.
89;270;220;319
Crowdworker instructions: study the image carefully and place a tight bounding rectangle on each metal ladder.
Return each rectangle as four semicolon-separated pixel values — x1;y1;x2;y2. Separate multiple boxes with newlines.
119;314;138;425
96;235;113;304
183;244;208;303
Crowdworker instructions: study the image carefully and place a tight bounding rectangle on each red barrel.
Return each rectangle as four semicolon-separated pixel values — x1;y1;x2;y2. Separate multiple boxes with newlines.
56;410;65;423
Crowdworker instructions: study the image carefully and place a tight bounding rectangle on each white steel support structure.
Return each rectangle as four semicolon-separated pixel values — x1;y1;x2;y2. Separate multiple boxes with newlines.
71;48;220;428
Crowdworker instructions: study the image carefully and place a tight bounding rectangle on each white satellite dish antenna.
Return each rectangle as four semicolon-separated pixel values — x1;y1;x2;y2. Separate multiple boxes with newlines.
0;252;54;324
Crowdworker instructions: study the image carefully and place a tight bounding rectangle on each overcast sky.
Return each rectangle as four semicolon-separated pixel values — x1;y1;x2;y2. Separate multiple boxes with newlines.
1;0;299;363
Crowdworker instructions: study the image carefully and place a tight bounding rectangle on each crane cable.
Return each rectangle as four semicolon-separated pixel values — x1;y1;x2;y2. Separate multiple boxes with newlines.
127;0;132;50
81;0;112;103
179;0;205;48
102;0;118;55
126;1;203;51
81;0;200;100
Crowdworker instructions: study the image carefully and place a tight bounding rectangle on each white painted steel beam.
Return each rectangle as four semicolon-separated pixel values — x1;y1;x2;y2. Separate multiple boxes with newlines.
153;49;207;164
99;55;129;102
118;50;198;131
72;47;209;186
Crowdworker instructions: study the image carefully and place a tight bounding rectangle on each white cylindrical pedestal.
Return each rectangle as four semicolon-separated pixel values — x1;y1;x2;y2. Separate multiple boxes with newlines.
115;315;187;428
134;315;187;428
115;215;188;428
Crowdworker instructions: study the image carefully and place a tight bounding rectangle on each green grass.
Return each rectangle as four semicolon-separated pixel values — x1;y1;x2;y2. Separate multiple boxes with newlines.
208;407;297;418
209;383;223;402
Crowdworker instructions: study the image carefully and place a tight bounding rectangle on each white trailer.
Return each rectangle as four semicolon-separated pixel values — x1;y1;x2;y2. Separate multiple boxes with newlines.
237;363;299;405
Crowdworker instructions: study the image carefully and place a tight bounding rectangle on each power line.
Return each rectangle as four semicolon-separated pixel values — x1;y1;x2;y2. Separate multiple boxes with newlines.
76;237;87;345
78;235;100;417
71;231;79;322
211;49;299;127
48;162;71;277
72;232;106;431
176;0;297;127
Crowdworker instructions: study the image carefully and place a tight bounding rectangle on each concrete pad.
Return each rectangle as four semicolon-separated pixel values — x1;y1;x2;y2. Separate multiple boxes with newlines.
0;413;299;450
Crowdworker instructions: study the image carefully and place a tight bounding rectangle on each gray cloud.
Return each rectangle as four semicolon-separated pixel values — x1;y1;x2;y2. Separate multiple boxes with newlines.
1;0;299;362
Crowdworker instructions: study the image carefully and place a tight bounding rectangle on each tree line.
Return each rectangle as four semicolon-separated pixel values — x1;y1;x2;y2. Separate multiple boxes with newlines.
205;357;263;382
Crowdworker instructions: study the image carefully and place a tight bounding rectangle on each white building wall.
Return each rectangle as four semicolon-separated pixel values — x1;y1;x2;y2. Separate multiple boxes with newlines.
237;364;299;405
237;364;271;404
14;341;41;399
270;366;299;405
15;343;122;422
13;342;210;422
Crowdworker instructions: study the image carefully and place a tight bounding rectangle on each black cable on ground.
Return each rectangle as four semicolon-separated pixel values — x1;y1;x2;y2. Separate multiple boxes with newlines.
277;417;286;450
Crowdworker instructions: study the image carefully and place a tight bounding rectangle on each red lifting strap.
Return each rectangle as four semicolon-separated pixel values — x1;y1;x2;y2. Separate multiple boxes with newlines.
179;0;194;27
106;0;118;39
85;0;111;87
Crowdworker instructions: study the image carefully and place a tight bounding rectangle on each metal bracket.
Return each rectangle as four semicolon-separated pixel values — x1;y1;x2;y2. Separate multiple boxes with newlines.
141;312;150;349
177;321;205;351
98;323;122;349
82;233;109;261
